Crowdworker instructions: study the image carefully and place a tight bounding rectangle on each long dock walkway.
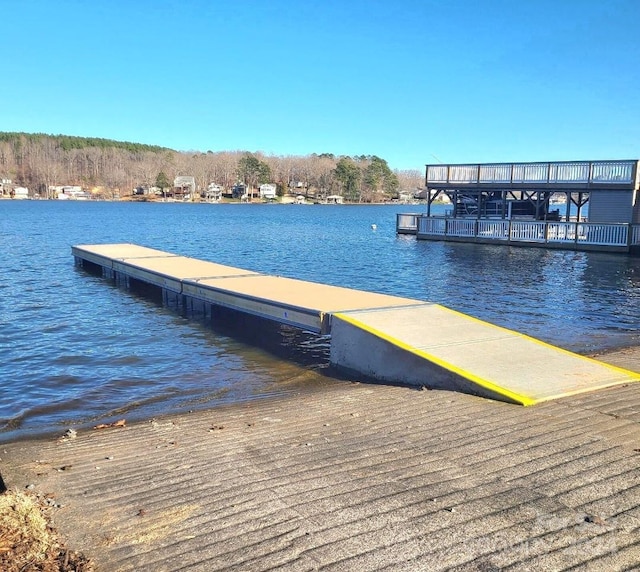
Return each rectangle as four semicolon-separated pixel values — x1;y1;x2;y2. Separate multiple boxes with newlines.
72;243;640;405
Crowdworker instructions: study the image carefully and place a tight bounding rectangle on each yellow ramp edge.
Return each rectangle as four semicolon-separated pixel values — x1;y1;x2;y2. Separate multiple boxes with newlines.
333;306;640;405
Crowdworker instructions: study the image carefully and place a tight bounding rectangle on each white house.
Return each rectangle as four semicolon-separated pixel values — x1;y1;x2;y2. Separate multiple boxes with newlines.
259;183;277;200
206;183;223;201
55;185;87;200
326;195;344;204
13;187;29;199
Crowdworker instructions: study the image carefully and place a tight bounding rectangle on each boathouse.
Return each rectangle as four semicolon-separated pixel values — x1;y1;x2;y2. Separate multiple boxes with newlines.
397;159;640;254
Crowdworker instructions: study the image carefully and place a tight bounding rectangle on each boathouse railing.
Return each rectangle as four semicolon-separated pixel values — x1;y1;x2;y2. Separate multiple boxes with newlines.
633;224;640;246
426;160;639;188
397;213;640;252
397;213;419;233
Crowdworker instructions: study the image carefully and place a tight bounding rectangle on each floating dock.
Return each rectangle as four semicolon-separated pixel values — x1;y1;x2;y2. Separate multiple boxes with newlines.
72;243;640;405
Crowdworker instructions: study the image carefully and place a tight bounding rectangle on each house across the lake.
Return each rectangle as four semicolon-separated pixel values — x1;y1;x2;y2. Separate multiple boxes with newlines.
259;183;277;200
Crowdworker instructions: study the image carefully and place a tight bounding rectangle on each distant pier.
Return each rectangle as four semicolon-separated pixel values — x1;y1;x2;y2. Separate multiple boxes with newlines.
73;243;639;405
399;159;640;254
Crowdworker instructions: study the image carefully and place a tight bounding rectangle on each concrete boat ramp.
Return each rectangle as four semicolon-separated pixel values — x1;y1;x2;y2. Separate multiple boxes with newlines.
72;243;639;405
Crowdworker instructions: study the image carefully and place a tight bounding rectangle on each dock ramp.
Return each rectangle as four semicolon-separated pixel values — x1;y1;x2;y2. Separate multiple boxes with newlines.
72;243;640;405
330;305;639;405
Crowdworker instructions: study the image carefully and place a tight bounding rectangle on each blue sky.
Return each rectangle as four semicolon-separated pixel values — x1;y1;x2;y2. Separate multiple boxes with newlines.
2;0;639;170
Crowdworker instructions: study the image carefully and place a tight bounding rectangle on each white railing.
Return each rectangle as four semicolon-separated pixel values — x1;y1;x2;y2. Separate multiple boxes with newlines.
412;217;636;251
478;164;511;183
546;222;577;242
591;161;635;183
577;223;628;246
510;221;546;242
511;163;548;184
548;162;590;183
426;165;449;183
396;213;418;232
426;160;637;186
418;216;446;235
477;220;509;239
447;219;476;237
448;165;478;183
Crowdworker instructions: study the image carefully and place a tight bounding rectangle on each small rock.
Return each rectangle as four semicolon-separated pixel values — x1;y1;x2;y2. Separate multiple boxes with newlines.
105;456;114;460
63;429;77;440
585;515;606;526
26;483;36;490
445;507;455;513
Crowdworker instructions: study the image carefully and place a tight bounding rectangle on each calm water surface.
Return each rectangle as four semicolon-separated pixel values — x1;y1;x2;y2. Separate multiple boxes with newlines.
1;200;638;441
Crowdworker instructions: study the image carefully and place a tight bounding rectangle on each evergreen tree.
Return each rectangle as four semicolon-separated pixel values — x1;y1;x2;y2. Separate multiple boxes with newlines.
155;171;171;192
333;157;361;202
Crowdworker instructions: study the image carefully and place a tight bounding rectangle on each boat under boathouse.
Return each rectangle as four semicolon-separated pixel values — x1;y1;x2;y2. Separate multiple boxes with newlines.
397;159;640;254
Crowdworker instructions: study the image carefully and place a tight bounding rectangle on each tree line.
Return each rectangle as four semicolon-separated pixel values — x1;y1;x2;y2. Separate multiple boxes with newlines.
0;132;423;201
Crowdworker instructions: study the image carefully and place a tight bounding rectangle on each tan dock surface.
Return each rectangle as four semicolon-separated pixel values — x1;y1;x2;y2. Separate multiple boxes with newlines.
3;348;640;571
186;274;423;313
73;243;424;333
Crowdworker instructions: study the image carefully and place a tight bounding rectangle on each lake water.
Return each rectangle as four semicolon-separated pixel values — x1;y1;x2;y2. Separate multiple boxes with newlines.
1;200;639;442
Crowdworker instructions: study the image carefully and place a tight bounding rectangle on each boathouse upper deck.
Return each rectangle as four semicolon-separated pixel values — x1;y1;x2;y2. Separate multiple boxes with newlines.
426;159;640;192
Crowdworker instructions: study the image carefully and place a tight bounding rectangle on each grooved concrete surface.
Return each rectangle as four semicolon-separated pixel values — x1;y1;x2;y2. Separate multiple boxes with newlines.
3;347;640;572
